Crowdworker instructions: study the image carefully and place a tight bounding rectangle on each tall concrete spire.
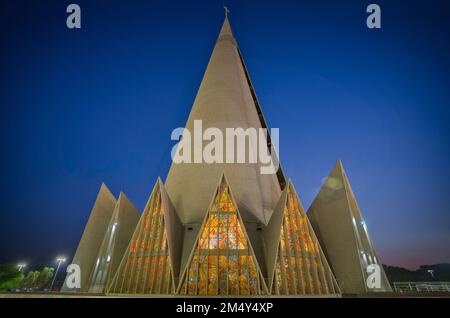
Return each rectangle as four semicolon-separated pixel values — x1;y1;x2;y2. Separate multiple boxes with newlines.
218;14;233;38
164;17;285;278
165;16;283;227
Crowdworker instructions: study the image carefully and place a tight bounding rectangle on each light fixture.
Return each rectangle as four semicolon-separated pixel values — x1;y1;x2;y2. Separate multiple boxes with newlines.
49;256;67;291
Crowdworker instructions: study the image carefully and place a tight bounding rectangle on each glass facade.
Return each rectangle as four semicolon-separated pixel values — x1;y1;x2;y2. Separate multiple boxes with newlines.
108;184;174;294
179;178;262;295
272;183;337;295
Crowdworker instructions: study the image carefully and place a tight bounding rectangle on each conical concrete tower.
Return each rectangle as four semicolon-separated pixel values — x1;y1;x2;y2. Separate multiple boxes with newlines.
61;183;117;292
307;161;392;294
165;16;285;274
87;192;140;293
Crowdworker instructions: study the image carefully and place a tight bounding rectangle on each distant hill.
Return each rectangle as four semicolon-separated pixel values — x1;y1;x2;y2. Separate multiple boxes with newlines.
383;264;450;283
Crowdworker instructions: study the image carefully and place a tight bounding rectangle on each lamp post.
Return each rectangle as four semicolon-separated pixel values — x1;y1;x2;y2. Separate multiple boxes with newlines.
49;257;66;292
17;263;26;271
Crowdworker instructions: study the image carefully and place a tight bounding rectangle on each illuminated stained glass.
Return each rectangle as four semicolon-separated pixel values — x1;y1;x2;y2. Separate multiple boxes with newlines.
179;177;263;296
272;183;337;295
108;182;174;294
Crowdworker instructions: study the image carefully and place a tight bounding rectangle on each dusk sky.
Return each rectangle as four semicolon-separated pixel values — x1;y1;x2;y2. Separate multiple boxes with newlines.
0;0;449;270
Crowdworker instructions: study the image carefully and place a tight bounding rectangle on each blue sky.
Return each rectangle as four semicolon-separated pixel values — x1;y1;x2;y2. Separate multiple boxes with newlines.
0;0;449;269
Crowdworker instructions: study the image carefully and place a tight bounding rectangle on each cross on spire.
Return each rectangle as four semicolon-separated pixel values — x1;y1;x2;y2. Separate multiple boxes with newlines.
223;5;230;19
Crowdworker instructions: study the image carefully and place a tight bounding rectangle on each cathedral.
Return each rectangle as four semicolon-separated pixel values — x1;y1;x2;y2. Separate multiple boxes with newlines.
62;15;391;296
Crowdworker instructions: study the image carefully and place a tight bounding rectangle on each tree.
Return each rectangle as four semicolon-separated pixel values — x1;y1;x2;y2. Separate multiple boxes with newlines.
22;271;40;289
0;264;56;291
0;264;24;291
36;267;54;289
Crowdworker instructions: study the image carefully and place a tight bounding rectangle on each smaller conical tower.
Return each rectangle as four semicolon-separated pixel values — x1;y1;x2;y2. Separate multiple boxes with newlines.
61;183;117;292
177;173;268;296
307;161;392;294
263;181;340;295
87;192;140;293
107;178;183;295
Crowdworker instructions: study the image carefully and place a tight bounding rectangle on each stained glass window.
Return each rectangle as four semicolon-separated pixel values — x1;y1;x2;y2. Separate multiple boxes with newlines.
108;182;174;294
272;183;337;295
179;177;262;296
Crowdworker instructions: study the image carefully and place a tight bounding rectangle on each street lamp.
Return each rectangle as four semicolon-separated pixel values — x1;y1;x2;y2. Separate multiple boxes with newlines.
49;257;66;291
17;263;26;271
